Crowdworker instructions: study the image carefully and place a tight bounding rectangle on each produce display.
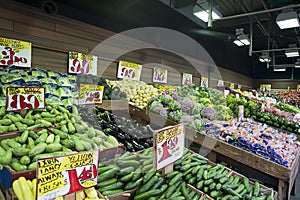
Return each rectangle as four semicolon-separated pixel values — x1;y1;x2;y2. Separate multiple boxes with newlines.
0;105;119;172
277;90;300;107
203;118;299;167
0;67;78;107
107;79;159;109
12;176;104;200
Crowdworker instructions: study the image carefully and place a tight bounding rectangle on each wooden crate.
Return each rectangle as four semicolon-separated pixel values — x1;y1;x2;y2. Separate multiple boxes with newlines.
0;167;36;189
5;188;17;200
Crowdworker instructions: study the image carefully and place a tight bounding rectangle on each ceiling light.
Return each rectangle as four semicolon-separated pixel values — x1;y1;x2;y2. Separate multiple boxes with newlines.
273;67;286;72
276;9;300;29
193;1;222;23
259;52;271;63
285;44;299;57
233;28;250;46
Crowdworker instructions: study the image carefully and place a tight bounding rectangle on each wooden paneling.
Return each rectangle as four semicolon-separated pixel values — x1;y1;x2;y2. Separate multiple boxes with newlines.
0;17;13;31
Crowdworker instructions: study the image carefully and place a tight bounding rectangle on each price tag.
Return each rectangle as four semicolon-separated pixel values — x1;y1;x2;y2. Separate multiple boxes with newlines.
6;87;45;111
182;73;192;85
297;84;300;92
200;76;208;88
153;67;167;83
36;151;98;200
78;84;104;105
0;37;31;67
237;84;242;89
230;83;235;89
154;124;185;170
249;92;253;98
260;84;271;92
68;52;97;75
235;93;240;98
238;105;244;122
224;90;230;97
217;80;224;87
117;61;142;81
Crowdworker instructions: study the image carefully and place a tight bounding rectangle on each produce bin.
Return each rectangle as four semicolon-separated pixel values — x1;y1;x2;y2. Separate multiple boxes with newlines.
102;188;137;200
98;144;125;162
0;167;36;189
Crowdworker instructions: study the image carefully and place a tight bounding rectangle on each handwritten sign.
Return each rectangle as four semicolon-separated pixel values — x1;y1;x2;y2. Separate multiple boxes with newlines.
117;61;142;81
182;73;192;85
217;80;224;87
0;37;31;68
260;84;271;91
79;84;104;105
200;77;208;88
297;84;300;92
68;52;97;75
154;124;185;170
6;87;45;111
230;83;235;89
153;67;167;83
37;151;98;200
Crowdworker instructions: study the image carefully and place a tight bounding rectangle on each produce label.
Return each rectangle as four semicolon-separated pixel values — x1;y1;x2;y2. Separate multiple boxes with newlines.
297;84;300;92
200;76;208;88
0;37;31;67
230;82;235;89
260;84;271;91
68;52;98;75
182;73;192;85
238;105;244;122
117;61;142;81
153;67;167;83
224;90;230;97
6;87;45;111
154;124;185;170
217;80;224;87
78;84;104;105
36;151;98;200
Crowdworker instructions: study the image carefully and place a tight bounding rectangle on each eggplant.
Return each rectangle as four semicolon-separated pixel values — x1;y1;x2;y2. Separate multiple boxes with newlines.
132;140;144;151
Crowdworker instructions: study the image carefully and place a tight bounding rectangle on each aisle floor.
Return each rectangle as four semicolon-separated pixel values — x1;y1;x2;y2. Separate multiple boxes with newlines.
291;164;300;199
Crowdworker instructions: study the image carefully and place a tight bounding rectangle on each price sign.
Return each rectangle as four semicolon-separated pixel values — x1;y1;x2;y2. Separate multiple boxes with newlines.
230;83;235;89
0;37;31;67
238;105;244;122
117;61;142;81
6;87;45;111
68;52;97;75
37;151;98;200
260;84;271;92
237;84;242;89
154;124;185;170
200;76;208;88
297;84;300;92
79;84;104;105
182;73;192;85
224;90;230;97
217;80;224;87
153;67;167;83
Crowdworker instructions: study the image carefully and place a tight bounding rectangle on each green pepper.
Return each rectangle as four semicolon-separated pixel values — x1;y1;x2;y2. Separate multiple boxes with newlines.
41;112;55;118
0;148;12;165
21;118;35;126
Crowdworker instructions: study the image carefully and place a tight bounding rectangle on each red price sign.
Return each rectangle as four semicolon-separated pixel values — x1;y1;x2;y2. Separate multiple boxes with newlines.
201;76;208;88
117;61;142;81
153;67;167;83
68;52;97;75
79;84;104;105
154;124;185;170
182;73;192;85
6;87;45;111
0;37;31;68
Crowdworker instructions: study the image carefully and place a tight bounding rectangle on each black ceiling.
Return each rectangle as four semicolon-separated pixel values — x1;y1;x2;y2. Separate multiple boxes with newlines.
13;0;300;80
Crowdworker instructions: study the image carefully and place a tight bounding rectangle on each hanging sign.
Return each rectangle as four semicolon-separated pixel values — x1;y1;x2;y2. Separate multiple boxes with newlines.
200;76;208;88
68;52;97;75
0;37;31;67
217;80;224;87
37;151;99;200
153;67;167;83
297;84;300;92
78;84;104;105
6;87;45;111
154;124;185;170
230;83;235;89
182;73;192;85
117;61;142;81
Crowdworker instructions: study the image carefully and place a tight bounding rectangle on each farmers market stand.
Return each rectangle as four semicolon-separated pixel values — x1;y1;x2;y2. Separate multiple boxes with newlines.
128;104;300;200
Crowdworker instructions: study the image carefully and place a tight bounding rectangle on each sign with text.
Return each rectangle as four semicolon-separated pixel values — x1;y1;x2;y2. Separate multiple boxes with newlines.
36;151;98;200
153;67;167;83
68;52;97;75
117;61;142;81
238;105;244;122
154;124;185;170
298;84;300;92
6;87;45;111
230;83;235;89
79;84;104;105
182;73;192;85
200;76;208;88
237;84;242;89
0;37;31;67
260;84;271;91
217;80;224;87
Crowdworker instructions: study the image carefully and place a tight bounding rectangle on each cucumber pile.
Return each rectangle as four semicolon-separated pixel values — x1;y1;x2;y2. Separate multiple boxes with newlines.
175;152;275;200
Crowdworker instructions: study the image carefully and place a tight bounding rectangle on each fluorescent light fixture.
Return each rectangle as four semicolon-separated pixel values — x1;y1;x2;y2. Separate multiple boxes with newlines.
193;1;222;23
273;67;286;72
233;28;250;46
233;40;244;46
259;52;271;63
276;9;300;29
285;44;299;57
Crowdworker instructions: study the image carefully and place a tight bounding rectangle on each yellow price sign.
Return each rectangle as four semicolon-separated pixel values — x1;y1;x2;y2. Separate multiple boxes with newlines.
117;61;143;81
78;84;104;105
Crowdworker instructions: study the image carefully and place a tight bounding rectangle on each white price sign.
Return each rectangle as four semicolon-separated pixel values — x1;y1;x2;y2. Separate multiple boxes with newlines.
117;61;142;81
68;52;97;75
217;80;224;87
0;37;31;68
200;77;208;88
182;73;192;85
78;84;104;105
153;67;167;83
154;124;185;170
